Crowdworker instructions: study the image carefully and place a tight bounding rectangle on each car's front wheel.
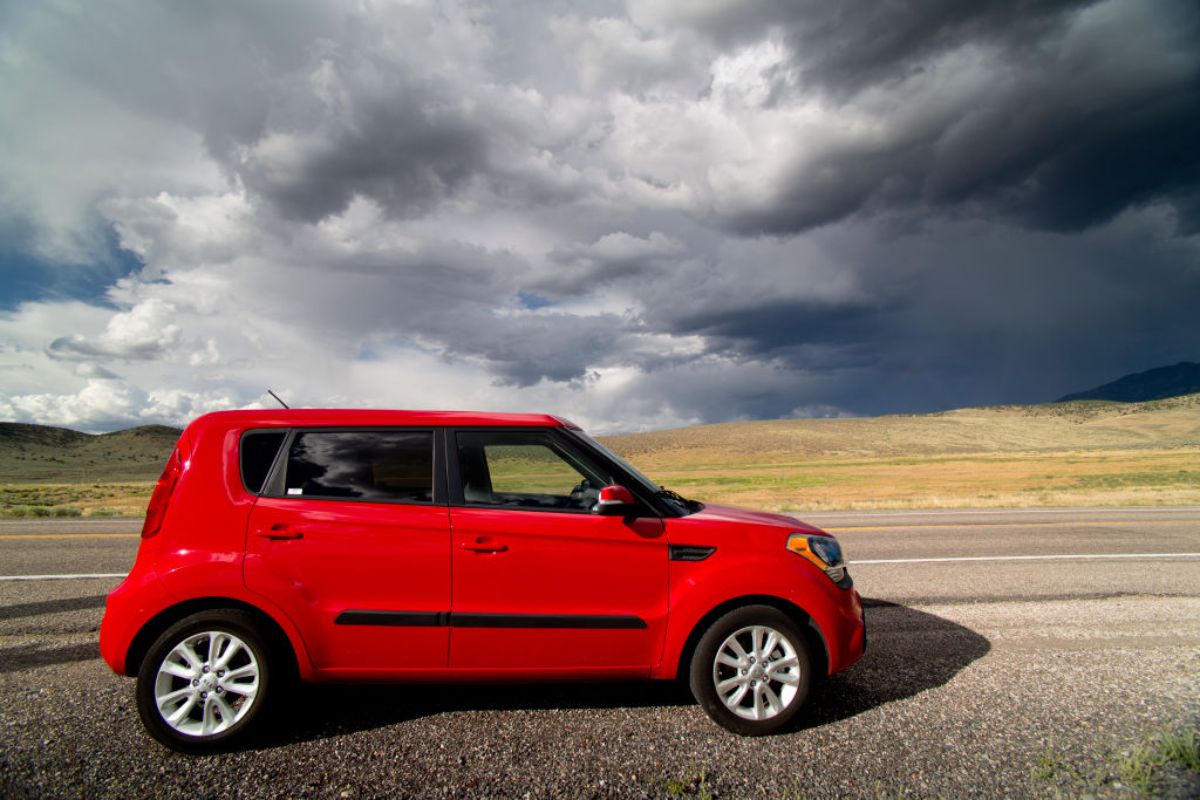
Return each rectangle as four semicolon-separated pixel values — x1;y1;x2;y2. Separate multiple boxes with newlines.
136;610;271;753
689;605;813;735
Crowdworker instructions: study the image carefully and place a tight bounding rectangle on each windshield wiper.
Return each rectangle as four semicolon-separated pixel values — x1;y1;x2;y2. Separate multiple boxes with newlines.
659;486;703;514
658;486;692;505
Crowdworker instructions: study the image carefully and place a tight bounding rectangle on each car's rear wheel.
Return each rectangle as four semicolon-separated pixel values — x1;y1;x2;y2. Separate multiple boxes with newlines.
689;605;812;736
136;610;271;753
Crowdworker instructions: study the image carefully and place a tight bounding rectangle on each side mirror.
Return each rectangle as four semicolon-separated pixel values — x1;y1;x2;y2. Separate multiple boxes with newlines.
594;484;635;516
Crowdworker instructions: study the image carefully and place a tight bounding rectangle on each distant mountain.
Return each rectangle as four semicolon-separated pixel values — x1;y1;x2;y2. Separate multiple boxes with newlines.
1057;361;1200;403
0;422;182;482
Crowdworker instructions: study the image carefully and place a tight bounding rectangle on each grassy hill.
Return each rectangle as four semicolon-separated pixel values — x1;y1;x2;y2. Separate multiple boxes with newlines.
1;394;1198;516
0;423;180;518
0;423;181;482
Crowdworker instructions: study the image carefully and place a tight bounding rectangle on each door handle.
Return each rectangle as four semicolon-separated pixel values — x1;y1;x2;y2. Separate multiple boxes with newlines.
256;523;303;541
461;538;507;553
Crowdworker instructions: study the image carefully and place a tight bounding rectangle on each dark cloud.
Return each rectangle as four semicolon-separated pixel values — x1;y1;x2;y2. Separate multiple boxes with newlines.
241;91;493;223
697;0;1200;235
30;0;340;158
12;1;559;226
640;214;1200;416
1002;88;1200;232
654;0;1090;95
227;241;643;388
441;313;632;387
538;232;684;295
665;300;885;362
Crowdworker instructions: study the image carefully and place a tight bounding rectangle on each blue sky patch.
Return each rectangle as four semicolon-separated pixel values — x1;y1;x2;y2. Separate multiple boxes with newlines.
0;225;144;311
517;291;552;310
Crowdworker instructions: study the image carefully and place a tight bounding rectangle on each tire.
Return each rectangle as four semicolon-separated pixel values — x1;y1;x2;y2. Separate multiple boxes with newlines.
689;605;813;736
136;609;273;753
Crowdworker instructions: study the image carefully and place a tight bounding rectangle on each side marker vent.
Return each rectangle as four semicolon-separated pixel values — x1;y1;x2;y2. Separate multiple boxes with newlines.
669;545;716;562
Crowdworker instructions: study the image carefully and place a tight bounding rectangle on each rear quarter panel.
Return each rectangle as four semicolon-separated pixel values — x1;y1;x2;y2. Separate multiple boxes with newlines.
153;419;253;600
104;417;318;679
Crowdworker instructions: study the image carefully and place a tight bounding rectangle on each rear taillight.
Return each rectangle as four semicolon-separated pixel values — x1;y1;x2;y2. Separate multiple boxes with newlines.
142;447;182;538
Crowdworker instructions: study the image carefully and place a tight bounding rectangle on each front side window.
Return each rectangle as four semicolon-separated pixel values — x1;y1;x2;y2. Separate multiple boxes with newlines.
284;430;433;503
456;431;608;512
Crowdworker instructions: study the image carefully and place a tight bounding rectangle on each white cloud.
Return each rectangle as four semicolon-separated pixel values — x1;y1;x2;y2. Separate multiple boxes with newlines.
48;298;181;361
1;377;147;430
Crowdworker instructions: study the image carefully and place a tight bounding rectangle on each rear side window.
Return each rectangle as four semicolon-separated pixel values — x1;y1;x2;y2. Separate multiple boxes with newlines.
283;430;434;503
240;431;286;494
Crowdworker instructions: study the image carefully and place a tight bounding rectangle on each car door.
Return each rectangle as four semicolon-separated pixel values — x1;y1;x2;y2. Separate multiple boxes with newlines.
447;428;667;674
243;428;450;673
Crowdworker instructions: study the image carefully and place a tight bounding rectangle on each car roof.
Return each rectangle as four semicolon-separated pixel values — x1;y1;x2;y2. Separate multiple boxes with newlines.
188;408;574;431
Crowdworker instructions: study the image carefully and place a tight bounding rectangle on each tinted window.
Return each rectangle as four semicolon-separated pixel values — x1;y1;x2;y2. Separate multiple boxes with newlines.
240;431;286;494
456;431;608;511
284;430;433;503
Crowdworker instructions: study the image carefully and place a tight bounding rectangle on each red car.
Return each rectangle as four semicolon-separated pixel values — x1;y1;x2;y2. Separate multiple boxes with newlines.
100;409;864;752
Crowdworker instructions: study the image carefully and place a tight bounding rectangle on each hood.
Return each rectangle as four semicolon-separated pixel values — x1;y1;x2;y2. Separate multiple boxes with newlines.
689;503;827;534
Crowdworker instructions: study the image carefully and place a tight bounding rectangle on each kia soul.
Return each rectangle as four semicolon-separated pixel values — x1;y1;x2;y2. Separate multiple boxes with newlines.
100;409;865;751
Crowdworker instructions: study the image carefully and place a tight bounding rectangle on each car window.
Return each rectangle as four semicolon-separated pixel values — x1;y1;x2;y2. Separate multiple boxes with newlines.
456;431;608;512
240;431;286;494
283;430;433;503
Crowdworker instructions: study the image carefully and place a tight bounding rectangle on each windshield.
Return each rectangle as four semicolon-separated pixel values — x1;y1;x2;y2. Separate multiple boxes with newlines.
570;429;699;515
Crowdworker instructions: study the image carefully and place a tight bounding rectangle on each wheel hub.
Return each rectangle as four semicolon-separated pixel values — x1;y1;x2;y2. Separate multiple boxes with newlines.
153;629;260;737
712;623;802;722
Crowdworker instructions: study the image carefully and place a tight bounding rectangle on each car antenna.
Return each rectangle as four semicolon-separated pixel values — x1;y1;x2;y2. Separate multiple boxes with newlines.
266;389;290;409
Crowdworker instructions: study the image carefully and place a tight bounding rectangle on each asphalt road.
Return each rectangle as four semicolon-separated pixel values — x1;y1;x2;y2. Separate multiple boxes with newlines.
2;508;1198;798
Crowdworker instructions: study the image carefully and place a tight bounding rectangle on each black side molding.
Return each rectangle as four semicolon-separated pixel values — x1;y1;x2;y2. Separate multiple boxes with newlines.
669;545;716;562
335;610;445;627
335;610;647;630
451;613;646;630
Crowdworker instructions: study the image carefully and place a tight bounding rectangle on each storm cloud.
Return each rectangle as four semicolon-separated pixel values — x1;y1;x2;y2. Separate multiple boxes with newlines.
0;0;1197;432
637;0;1200;234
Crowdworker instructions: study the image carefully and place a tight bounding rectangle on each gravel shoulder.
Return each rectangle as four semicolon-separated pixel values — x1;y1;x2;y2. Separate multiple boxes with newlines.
2;595;1198;799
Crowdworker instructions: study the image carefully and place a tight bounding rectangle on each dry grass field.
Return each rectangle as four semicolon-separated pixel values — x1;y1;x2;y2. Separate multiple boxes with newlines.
1;395;1197;516
0;482;155;518
603;394;1200;511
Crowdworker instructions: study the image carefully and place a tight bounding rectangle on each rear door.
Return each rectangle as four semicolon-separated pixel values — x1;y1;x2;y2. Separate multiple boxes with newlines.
243;428;450;672
447;428;667;673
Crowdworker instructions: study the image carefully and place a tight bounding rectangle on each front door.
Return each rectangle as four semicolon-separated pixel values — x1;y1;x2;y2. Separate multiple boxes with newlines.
244;428;450;673
448;429;667;672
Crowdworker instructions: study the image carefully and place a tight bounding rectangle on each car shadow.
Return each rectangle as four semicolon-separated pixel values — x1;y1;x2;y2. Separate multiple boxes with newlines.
0;594;108;621
799;599;991;728
255;599;990;749
0;641;100;673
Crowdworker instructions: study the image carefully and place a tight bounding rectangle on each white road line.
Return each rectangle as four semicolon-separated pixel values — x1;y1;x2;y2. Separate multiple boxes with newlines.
0;573;126;581
852;553;1200;565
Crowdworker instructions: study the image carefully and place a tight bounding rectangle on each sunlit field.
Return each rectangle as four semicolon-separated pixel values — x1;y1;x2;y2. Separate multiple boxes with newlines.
604;395;1200;511
634;448;1200;511
1;395;1196;517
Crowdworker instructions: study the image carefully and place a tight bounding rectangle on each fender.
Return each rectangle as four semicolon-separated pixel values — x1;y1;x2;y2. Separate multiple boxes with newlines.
652;550;853;679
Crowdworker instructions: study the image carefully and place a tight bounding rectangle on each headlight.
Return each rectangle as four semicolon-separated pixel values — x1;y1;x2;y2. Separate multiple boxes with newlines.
787;533;847;584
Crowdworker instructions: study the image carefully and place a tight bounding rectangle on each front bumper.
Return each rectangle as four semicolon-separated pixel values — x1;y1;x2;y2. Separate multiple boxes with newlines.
828;585;865;673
